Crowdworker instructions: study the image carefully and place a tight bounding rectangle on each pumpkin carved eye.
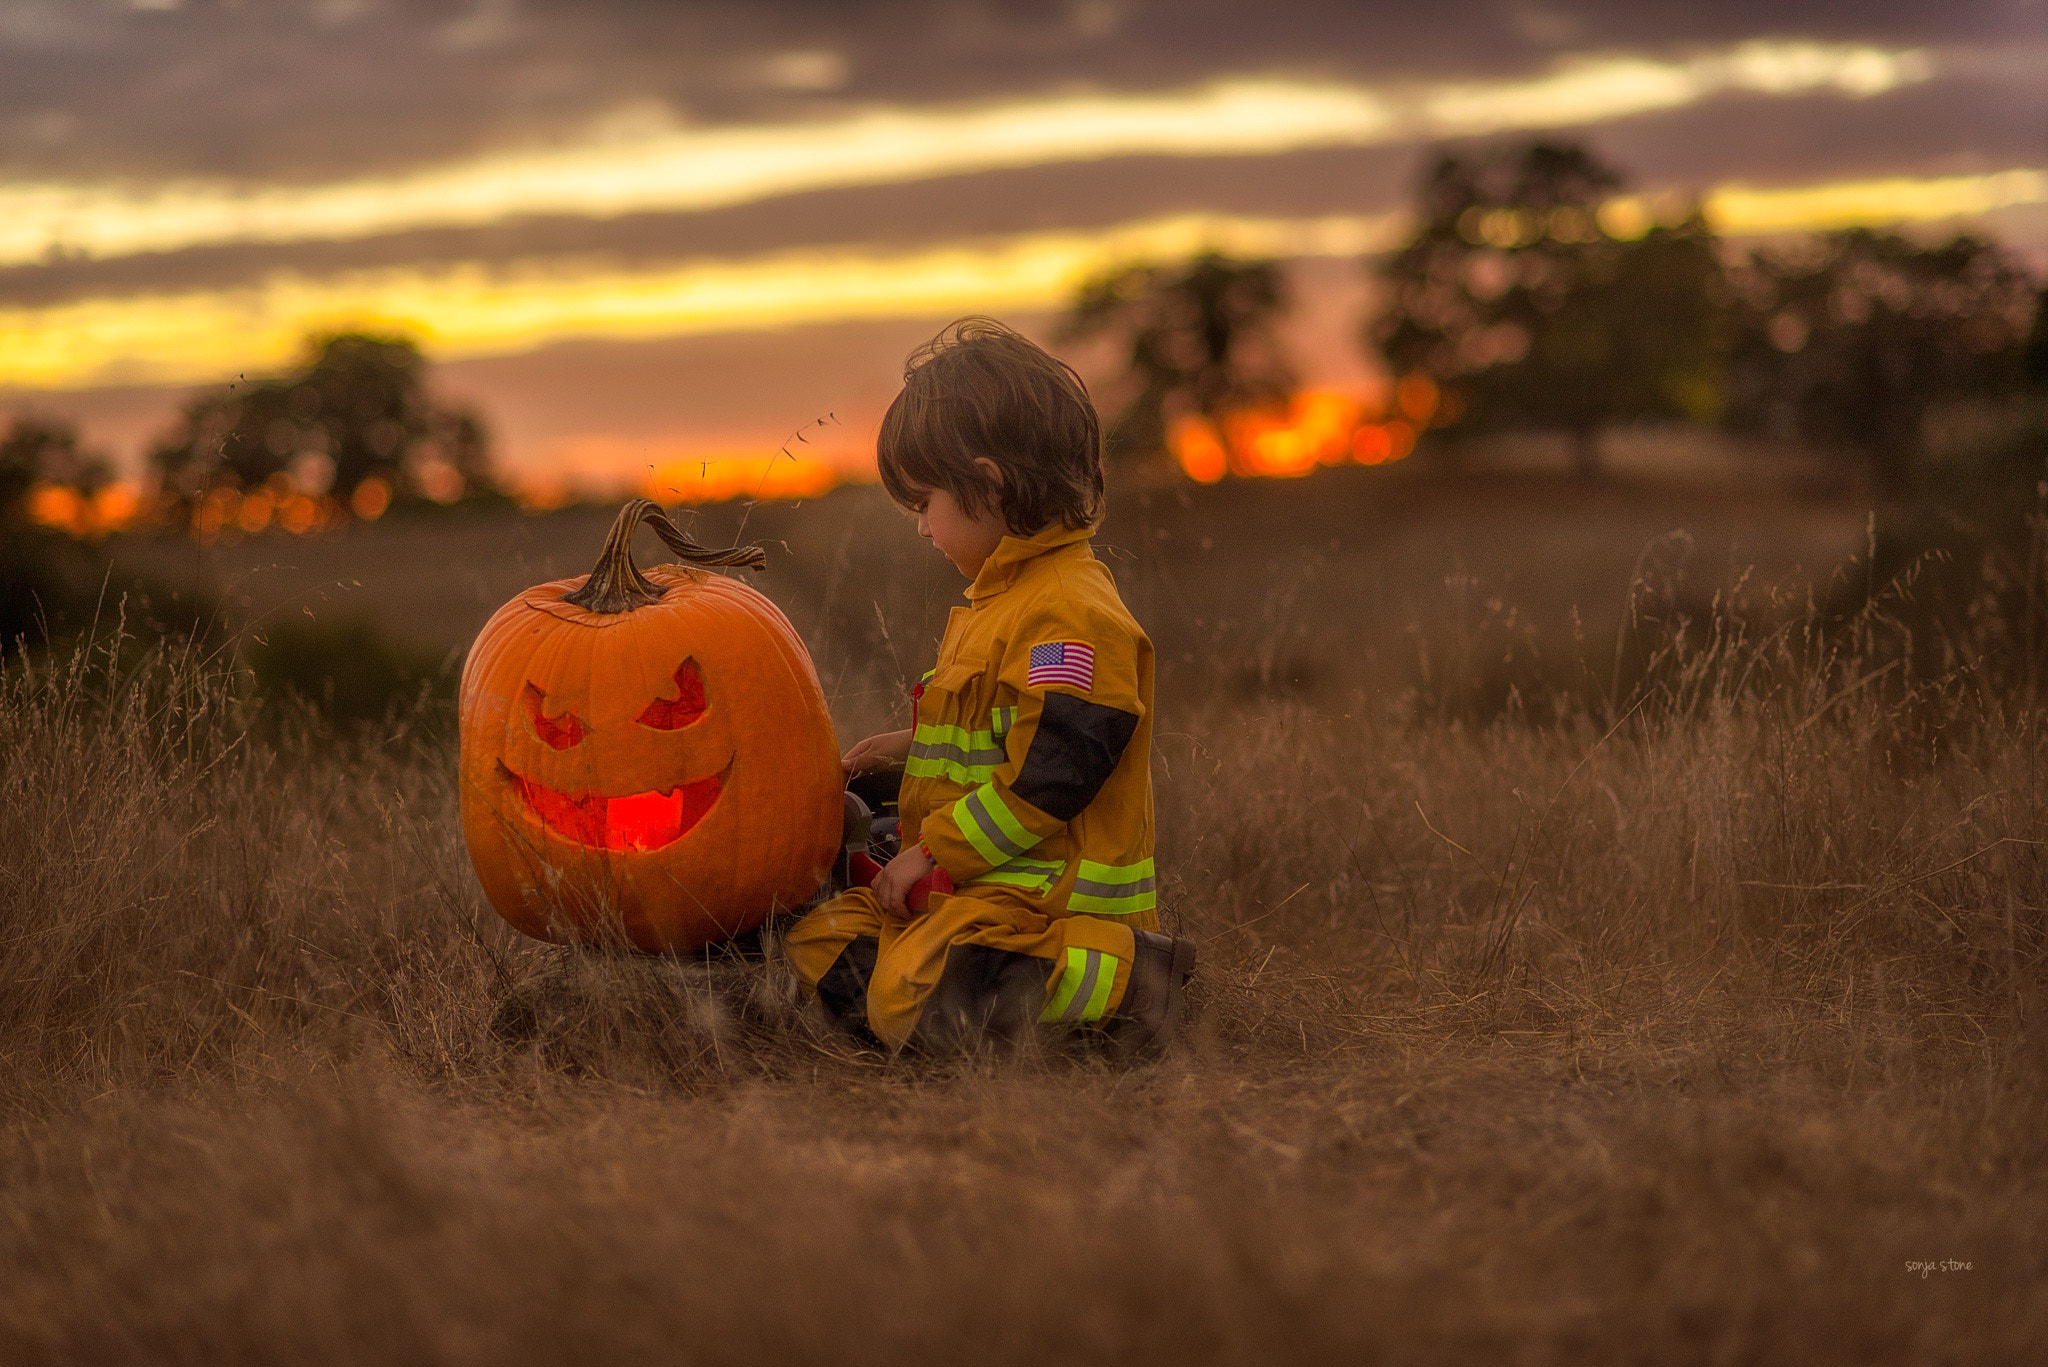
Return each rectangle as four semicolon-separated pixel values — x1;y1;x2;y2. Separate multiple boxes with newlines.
637;658;708;730
522;682;587;749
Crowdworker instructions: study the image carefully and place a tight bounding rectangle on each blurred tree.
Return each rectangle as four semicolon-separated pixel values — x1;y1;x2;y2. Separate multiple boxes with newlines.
1368;141;1731;477
1;416;112;652
1723;230;2038;495
1059;251;1294;470
150;332;495;514
0;426;38;526
2022;284;2048;393
1;415;112;521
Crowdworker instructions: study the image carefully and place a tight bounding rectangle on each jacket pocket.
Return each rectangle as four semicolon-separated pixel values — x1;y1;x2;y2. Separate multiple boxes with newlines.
989;702;1018;745
907;659;1002;784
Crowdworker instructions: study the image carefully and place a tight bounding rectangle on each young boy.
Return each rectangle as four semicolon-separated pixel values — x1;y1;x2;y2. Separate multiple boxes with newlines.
784;317;1196;1055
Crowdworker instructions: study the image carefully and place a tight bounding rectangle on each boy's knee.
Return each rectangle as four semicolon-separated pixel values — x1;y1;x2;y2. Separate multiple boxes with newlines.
783;892;883;988
813;933;881;1041
782;896;885;1045
908;943;1049;1053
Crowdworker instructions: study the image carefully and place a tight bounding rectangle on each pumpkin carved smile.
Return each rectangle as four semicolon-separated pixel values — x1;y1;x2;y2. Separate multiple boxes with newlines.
500;760;730;853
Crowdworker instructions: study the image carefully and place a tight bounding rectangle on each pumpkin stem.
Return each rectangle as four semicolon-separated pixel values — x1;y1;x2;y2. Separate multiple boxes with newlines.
563;498;768;613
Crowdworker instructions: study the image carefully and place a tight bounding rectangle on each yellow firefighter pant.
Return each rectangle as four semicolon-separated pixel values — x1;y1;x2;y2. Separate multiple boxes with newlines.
783;887;1138;1052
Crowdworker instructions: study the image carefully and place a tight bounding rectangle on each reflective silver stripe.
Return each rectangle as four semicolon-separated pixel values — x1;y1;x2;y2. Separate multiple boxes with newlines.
1059;950;1104;1023
1071;873;1157;900
908;739;1006;768
962;787;1028;859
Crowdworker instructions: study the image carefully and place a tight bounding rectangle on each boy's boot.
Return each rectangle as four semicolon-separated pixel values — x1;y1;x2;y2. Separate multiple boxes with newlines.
1100;930;1197;1061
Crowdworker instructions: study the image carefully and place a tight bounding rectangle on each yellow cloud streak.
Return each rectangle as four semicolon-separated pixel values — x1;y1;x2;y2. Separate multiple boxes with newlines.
0;213;1399;390
4;166;2038;393
0;40;1927;267
1703;169;2048;235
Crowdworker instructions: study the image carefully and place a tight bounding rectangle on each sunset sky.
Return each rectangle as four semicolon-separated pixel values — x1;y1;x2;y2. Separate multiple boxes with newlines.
2;0;2044;495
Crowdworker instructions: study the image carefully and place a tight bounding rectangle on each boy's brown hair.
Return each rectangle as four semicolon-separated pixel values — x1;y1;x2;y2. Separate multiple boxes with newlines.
877;317;1105;535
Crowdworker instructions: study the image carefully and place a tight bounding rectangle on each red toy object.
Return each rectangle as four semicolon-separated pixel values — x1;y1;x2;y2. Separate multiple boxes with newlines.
847;852;955;913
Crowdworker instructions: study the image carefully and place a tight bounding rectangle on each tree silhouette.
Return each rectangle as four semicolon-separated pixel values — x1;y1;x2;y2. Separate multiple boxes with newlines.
1723;230;2038;495
2027;285;2048;393
1060;251;1295;470
1;416;111;524
1369;141;1729;477
151;332;494;512
0;416;112;651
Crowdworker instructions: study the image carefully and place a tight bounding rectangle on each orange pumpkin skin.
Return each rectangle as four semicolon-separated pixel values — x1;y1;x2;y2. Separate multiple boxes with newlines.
459;552;840;953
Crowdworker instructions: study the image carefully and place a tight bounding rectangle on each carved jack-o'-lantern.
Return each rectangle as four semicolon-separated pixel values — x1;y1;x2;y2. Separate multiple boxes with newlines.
459;499;841;952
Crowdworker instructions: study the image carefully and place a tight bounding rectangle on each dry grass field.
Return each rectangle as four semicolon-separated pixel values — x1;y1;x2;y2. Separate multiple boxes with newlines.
7;465;2046;1364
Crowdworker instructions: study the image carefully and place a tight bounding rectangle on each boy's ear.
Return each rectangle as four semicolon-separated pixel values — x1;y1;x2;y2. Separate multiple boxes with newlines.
972;456;1005;488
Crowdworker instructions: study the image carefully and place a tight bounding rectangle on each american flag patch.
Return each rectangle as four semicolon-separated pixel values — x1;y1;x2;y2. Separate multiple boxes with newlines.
1028;640;1095;691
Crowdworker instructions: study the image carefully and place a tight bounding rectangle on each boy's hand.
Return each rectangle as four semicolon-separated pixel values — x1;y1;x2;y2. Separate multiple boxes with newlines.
872;843;935;918
842;728;913;776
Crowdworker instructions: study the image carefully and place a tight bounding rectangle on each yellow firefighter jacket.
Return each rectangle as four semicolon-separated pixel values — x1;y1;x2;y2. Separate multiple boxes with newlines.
904;522;1158;930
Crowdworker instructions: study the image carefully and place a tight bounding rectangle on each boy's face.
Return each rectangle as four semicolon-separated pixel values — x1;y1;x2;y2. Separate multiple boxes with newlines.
915;485;1008;580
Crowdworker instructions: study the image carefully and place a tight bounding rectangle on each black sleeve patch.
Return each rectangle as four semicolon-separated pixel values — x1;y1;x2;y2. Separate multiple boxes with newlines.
1011;691;1140;821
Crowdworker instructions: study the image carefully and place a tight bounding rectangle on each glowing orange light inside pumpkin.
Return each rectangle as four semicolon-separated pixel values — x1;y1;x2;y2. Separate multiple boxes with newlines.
507;658;720;849
636;658;709;730
521;682;588;750
507;765;727;853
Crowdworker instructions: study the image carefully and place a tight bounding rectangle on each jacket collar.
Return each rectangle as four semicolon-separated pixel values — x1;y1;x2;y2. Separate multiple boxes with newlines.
965;522;1095;600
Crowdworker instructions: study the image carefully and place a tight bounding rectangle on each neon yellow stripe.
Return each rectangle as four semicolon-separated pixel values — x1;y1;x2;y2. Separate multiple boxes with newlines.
975;869;1052;890
1040;946;1086;1023
913;721;996;750
952;792;1007;866
969;854;1063;894
904;754;1000;783
1068;889;1157;915
1081;954;1118;1021
1077;857;1155;882
975;783;1038;851
1069;855;1157;913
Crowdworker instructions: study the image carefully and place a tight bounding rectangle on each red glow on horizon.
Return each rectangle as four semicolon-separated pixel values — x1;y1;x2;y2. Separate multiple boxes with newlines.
26;482;145;537
536;434;864;510
1169;376;1439;482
